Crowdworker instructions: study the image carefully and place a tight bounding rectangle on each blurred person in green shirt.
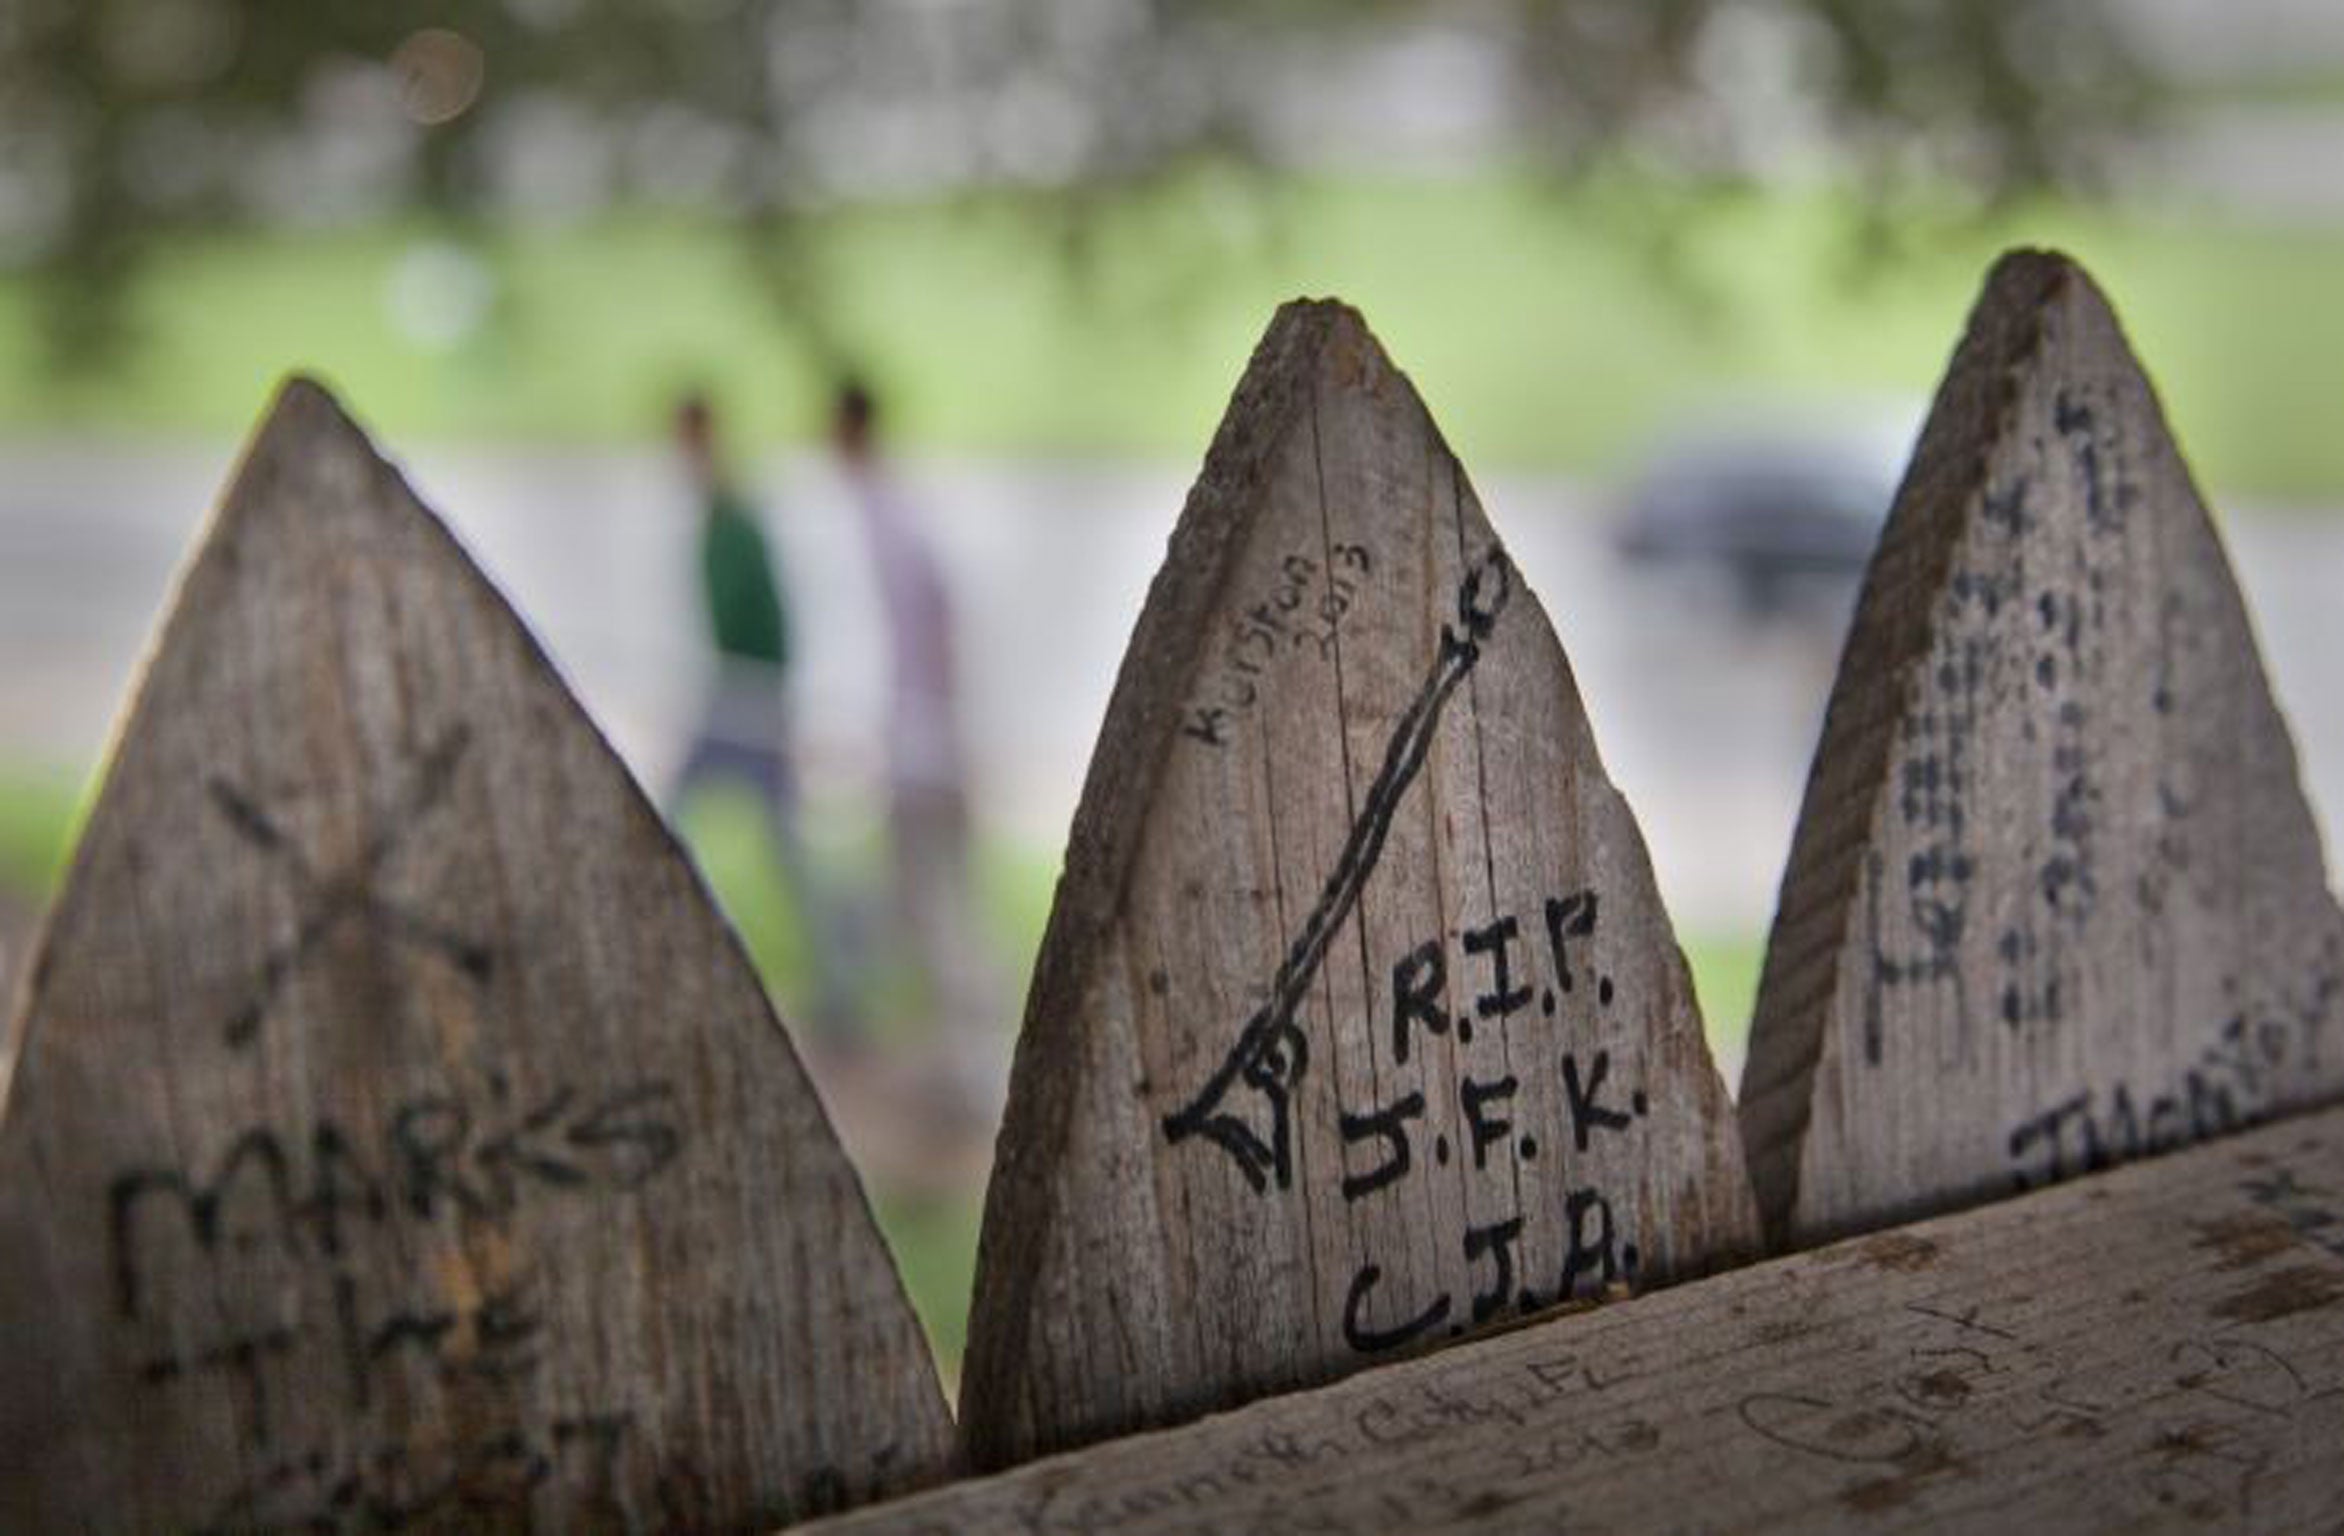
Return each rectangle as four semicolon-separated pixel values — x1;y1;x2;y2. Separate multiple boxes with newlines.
669;390;857;1041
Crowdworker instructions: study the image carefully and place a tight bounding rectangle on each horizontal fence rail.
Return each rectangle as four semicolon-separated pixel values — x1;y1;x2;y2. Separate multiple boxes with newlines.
804;1100;2344;1534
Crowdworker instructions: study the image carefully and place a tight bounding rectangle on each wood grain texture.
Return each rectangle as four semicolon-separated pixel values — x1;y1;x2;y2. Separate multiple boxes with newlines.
811;1098;2344;1535
0;380;953;1532
0;887;33;1047
1740;249;2344;1251
959;300;1758;1472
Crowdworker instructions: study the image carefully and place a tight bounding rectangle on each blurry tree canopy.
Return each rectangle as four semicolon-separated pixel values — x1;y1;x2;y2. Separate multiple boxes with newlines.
0;0;2154;368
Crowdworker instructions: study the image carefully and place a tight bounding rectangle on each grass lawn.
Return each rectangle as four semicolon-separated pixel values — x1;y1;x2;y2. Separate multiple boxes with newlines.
0;767;83;899
4;172;2343;499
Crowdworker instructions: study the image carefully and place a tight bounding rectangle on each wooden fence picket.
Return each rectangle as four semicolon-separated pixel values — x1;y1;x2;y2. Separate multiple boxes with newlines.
1738;249;2344;1250
0;891;31;1028
958;300;1759;1472
810;1099;2344;1534
0;380;953;1531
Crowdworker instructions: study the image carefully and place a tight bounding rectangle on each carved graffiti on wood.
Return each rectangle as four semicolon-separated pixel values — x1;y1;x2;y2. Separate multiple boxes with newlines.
960;301;1758;1471
0;381;951;1531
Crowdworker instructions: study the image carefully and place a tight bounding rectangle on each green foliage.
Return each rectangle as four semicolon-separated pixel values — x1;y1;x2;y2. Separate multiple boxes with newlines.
670;786;821;1014
1681;930;1764;1064
3;2;2155;368
868;1188;984;1387
0;769;86;899
3;175;2342;497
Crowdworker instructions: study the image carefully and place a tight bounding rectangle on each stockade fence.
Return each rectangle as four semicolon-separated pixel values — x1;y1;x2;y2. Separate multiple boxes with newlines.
3;248;2340;1532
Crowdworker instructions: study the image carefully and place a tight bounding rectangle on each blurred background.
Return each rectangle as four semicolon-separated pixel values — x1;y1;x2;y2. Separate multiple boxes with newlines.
5;0;2344;1379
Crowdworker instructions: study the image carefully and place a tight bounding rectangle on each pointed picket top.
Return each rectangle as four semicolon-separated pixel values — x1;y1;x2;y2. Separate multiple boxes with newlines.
0;380;952;1530
1741;249;2344;1251
959;301;1759;1470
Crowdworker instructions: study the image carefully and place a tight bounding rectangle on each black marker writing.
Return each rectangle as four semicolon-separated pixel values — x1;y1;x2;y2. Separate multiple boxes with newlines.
1343;1263;1452;1354
1163;551;1513;1191
1340;1092;1425;1202
209;721;490;1048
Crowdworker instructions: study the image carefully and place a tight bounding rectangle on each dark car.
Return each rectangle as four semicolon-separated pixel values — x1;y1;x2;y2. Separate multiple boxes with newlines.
1613;407;1918;622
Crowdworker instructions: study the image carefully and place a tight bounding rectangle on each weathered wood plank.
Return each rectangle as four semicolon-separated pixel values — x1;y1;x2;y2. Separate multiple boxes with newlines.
0;380;953;1531
960;300;1758;1470
811;1099;2344;1534
1740;248;2344;1250
0;887;34;1051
